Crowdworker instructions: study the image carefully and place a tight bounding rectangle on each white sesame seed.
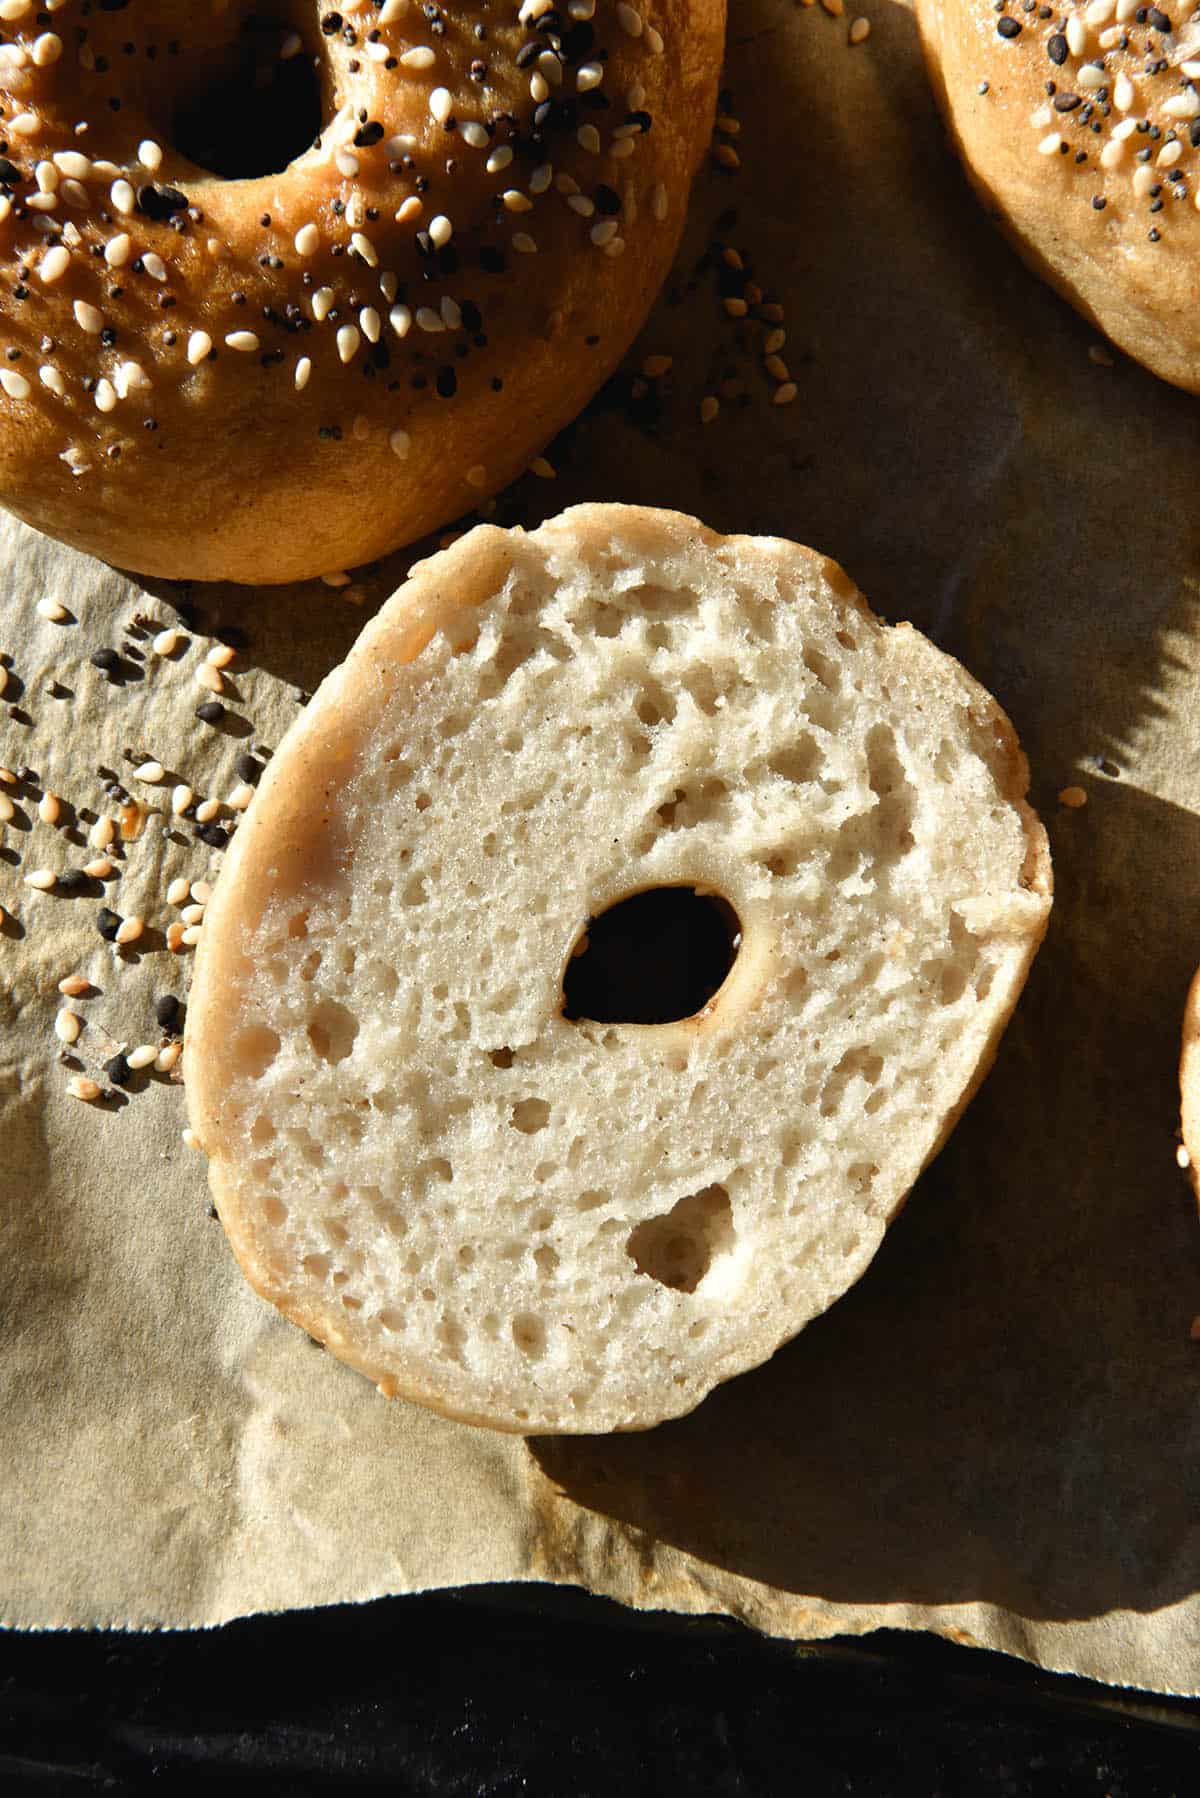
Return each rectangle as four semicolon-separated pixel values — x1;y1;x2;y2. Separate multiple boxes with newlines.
152;627;179;657
138;139;163;172
39;244;70;284
1075;65;1107;92
181;902;206;924
58;974;90;996
73;300;103;333
294;356;312;390
765;354;790;382
441;295;461;328
538;49;563;85
577;125;601;154
617;4;643;36
141;251;168;282
191;881;213;904
380;0;406;19
225;330;260;352
394;196;423;225
460;122;489;149
610;138;635;160
32;31;62;65
849;16;870;42
1038;132;1064;155
1113;72;1134;110
335;149;360;178
181;925;203;947
228;783;255;811
111;178;135;214
486;145;514;173
89;816;115;849
350;230;378;267
182;1128;200;1149
390;303;413;338
134;760;165;783
156;1041;182;1073
576;61;604;91
25;192;58;213
590;219;619;245
379;271;399;304
9;112;39;137
645;24;663;50
1157;140;1182;168
115;916;143;946
1084;0;1114;22
336;324;361;364
83;856;113;879
0;369;30;401
204;643;234;669
311;286;335;322
186;330;212;367
430;86;453;124
530;163;554;194
195;663;224;694
504;189;535;213
53;151;90;179
512;232;538;254
114;361;151;400
700;395;719;424
530;72;550;102
38;790;61;825
1183;60;1200;77
1134;163;1155;197
68;1075;101;1103
428;214;453;248
602;238;626;258
390;428;412;459
104;232;132;269
568;193;596;217
55;1008;81;1044
167;921;186;952
167;876;191;905
0;789;13;820
416;306;445;333
195;797;221;823
773;382;798;406
127;1044;159;1070
0;2;32;19
36;595;70;622
25;869;56;891
171;784;193;816
1066;14;1087;53
94;378;117;413
1163;93;1200;119
401;45;437;69
294;223;319;258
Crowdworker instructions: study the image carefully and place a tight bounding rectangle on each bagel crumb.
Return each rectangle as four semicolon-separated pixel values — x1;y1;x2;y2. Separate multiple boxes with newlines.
1057;785;1088;809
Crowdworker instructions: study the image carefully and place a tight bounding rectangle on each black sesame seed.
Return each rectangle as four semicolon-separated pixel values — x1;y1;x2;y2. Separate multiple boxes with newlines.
1148;6;1171;28
56;869;90;896
97;906;121;942
1047;32;1067;63
105;1052;133;1087
997;15;1022;35
196;822;228;848
136;183;187;220
195;700;225;724
1092;195;1107;209
1054;92;1082;111
89;647;121;672
235;753;261;783
155;994;181;1030
436;365;457;398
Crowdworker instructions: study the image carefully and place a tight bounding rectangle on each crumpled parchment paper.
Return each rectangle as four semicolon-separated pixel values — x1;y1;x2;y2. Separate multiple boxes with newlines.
2;0;1198;1695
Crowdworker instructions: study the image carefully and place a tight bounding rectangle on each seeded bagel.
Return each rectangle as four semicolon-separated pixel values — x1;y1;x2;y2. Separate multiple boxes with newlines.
185;504;1052;1433
0;2;724;582
917;0;1200;392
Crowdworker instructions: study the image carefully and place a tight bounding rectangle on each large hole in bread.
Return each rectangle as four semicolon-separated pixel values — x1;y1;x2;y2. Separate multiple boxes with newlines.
171;24;323;180
625;1185;735;1294
562;888;741;1026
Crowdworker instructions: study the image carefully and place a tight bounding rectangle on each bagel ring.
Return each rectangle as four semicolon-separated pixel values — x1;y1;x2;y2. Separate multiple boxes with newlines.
0;1;724;582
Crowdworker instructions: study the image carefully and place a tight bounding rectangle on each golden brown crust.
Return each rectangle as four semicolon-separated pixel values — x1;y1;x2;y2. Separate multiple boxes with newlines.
916;0;1200;393
0;2;725;582
1179;966;1200;1208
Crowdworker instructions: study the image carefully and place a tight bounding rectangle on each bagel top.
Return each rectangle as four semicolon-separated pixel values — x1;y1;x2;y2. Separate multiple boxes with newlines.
185;503;1052;1434
0;2;724;583
916;0;1200;393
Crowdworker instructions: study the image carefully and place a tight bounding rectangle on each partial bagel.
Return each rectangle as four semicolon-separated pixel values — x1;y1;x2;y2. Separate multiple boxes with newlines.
1179;969;1200;1205
917;0;1200;393
186;504;1052;1433
0;2;724;582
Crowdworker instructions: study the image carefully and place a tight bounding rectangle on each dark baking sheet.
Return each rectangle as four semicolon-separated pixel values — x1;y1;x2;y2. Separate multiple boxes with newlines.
2;1592;1198;1793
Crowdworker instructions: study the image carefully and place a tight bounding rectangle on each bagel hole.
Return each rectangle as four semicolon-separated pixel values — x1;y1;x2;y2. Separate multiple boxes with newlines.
171;27;323;180
562;887;741;1026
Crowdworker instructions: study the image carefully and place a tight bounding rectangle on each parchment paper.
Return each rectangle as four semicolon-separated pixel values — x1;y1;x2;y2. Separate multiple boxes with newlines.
3;0;1199;1694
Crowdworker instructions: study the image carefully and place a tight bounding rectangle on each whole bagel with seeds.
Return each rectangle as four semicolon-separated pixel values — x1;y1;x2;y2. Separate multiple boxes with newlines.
917;0;1200;392
186;503;1052;1434
0;1;724;583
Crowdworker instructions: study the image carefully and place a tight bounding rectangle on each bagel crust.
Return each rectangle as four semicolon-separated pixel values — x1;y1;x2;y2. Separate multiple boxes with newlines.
0;3;724;582
916;0;1200;393
186;504;1052;1434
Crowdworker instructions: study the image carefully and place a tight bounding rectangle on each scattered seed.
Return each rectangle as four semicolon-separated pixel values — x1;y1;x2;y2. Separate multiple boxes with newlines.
83;856;114;878
1058;785;1088;808
180;903;206;926
57;974;91;996
181;924;203;947
54;1009;82;1044
126;1044;159;1071
195;798;221;824
171;784;194;816
36;597;70;623
205;643;236;669
195;663;224;695
115;915;144;946
38;791;61;825
152;628;179;657
68;1075;101;1103
167;921;186;952
167;876;191;906
134;760;165;783
25;868;56;891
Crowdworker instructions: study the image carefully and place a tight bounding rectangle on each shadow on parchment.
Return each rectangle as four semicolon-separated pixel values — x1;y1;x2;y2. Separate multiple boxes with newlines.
535;781;1200;1624
131;0;1200;775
